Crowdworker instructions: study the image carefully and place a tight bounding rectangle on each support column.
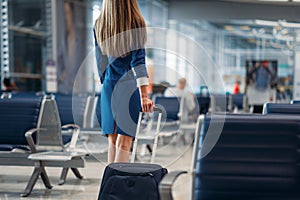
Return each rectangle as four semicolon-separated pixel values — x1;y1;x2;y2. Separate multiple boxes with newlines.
0;0;9;90
293;51;300;100
44;0;58;93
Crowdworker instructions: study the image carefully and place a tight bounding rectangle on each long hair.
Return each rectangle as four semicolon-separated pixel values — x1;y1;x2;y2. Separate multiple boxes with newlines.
94;0;147;57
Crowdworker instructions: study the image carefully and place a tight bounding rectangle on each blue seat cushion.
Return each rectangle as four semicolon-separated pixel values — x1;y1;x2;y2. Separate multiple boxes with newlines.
62;135;72;145
197;96;210;114
0;98;41;145
264;103;300;115
0;144;15;151
54;93;87;126
155;97;180;121
232;94;244;109
0;144;30;151
195;114;300;199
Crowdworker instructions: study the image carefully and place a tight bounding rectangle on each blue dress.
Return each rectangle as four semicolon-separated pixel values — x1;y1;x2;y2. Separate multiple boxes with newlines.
94;30;148;137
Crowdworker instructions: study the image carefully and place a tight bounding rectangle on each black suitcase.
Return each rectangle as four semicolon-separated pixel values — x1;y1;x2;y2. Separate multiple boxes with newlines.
98;162;168;200
98;107;167;200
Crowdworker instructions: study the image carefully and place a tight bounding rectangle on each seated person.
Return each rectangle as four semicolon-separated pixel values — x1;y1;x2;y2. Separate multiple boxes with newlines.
3;77;18;92
164;78;196;122
232;80;241;94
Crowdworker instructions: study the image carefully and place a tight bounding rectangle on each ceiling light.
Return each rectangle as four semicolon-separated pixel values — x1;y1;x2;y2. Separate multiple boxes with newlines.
224;26;234;31
280;29;289;35
240;26;251;31
248;38;257;43
255;20;279;27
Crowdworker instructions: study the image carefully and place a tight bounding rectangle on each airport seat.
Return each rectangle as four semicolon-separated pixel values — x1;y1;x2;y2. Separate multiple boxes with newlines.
92;93;101;129
263;103;300;115
159;114;300;200
50;93;93;184
0;93;42;151
196;95;210;115
154;96;183;137
52;93;89;144
0;98;41;145
0;92;81;149
291;100;300;104
53;93;87;126
77;93;109;155
210;94;229;112
0;97;86;197
263;103;300;179
52;93;95;129
155;96;181;122
231;94;244;109
228;94;248;112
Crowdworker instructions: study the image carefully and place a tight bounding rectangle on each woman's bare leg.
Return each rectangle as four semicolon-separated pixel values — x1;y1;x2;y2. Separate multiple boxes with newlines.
115;134;133;162
107;133;118;163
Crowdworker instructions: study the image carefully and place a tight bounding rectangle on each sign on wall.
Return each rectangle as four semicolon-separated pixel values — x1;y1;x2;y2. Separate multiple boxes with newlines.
46;59;57;93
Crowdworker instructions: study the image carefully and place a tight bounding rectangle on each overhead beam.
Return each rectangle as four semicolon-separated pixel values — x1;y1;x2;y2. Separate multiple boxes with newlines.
168;1;300;21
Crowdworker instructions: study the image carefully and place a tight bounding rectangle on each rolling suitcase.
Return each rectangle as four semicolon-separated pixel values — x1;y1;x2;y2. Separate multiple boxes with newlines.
98;163;168;200
98;107;168;200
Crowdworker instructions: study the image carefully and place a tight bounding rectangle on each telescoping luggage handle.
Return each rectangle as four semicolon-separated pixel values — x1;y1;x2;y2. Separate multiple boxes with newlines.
130;106;163;163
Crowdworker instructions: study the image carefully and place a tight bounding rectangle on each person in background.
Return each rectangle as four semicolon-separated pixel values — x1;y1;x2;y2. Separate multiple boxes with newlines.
3;77;18;92
232;80;241;94
164;78;195;116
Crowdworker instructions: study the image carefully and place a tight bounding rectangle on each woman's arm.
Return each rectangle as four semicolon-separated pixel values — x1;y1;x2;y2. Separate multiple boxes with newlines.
131;49;153;112
93;29;108;83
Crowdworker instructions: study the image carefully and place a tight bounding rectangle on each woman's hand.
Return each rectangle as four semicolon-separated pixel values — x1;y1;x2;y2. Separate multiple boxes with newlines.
141;97;154;112
139;84;153;112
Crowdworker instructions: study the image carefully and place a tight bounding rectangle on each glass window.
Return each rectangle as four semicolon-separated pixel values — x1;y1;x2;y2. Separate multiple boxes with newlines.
7;0;46;91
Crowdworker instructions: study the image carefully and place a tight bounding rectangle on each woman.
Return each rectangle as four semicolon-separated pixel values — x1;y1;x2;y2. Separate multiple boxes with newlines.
94;0;153;163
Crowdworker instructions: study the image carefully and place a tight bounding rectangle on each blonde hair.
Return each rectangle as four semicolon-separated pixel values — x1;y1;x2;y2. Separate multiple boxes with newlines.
94;0;147;57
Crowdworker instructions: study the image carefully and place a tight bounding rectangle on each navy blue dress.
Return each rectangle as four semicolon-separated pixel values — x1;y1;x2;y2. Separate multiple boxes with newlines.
94;30;148;137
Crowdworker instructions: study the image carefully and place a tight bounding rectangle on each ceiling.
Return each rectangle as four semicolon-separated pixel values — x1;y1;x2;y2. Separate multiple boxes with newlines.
222;0;300;5
167;0;300;50
167;0;300;5
211;19;300;50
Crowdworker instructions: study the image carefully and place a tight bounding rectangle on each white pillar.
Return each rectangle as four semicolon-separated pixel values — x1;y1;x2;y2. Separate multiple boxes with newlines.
293;51;300;100
0;0;9;90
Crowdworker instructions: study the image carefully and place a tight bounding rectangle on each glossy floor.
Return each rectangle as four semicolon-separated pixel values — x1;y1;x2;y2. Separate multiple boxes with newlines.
0;135;193;200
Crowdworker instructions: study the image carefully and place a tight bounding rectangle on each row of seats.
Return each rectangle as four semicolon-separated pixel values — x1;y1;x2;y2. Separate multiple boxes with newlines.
0;94;87;197
0;91;248;128
0;92;247;158
154;93;248;115
1;92;90;128
206;93;248;113
2;91;297;199
160;113;300;200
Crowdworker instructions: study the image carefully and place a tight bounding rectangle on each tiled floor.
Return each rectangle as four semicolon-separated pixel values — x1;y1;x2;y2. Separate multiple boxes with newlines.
0;134;194;200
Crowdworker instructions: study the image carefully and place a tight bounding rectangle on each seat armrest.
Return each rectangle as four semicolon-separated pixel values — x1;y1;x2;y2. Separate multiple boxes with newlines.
159;171;187;200
25;128;47;153
62;124;81;149
62;124;80;130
